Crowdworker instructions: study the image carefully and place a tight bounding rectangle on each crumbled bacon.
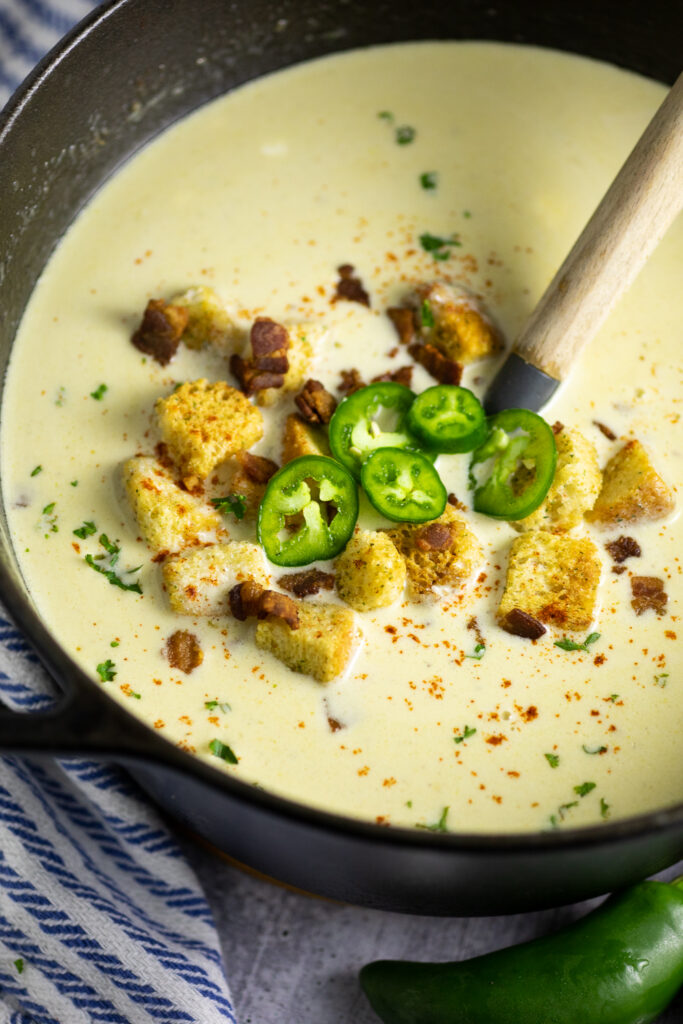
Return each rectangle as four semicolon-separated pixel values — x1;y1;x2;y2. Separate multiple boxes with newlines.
631;576;667;616
229;580;300;629
295;379;338;424
333;264;370;307
328;716;344;733
164;630;203;674
593;420;617;441
237;450;279;484
606;535;642;564
230;317;290;395
338;368;366;394
250;317;289;361
551;421;564;435
387;306;417;345
132;299;188;365
447;493;467;512
278;569;335;598
230;353;285;396
408;342;463;385
414;522;453;551
500;608;547;640
371;365;414;387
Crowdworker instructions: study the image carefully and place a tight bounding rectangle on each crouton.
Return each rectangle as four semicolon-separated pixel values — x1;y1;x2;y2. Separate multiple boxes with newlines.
416;282;501;364
514;428;602;532
384;505;483;600
255;601;356;683
587;439;675;525
156;379;263;480
170;285;244;353
163;542;270;615
257;323;318;407
122;456;221;554
498;531;601;631
281;413;330;464
335;529;406;611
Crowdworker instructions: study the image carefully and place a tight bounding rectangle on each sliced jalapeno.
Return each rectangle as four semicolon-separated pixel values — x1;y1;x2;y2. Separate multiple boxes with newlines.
407;385;487;454
469;408;557;520
361;447;447;523
257;455;358;566
329;382;429;480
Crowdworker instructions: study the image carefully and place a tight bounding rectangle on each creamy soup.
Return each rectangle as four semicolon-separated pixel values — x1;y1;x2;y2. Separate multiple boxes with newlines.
2;42;681;833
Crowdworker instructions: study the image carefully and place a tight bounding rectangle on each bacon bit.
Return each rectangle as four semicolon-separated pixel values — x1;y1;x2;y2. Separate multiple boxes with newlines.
338;368;366;394
371;365;414;387
486;734;507;746
230;317;290;395
295;378;338;424
132;298;188;365
612;565;627;575
594;420;617;441
333;263;370;307
500;608;547;640
631;576;668;616
229;580;300;630
551;421;564;435
164;630;203;674
414;522;453;551
278;568;335;598
606;535;642;563
408;342;463;385
447;492;467;512
328;716;344;733
230;353;284;395
594;654;606;666
237;450;279;484
387;306;417;345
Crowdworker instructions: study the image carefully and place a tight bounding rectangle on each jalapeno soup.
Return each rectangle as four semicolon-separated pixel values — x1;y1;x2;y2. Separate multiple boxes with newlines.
2;42;681;833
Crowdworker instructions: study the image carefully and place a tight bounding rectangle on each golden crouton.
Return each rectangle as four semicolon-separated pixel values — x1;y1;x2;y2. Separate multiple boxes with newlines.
257;323;318;407
587;439;675;526
335;529;406;611
417;282;501;364
255;601;356;683
170;285;244;353
156;379;263;480
514;428;602;533
498;531;601;631
384;505;483;600
163;542;270;615
281;413;330;464
122;456;221;554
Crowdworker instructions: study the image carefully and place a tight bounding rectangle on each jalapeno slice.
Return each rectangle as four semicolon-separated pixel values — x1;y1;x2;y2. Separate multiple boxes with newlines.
407;385;487;454
328;382;429;480
469;408;557;520
257;455;358;566
361;447;447;523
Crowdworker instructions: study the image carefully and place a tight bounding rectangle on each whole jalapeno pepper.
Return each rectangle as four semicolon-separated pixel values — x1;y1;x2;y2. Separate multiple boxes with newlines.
407;385;487;454
257;455;358;567
361;447;447;523
360;877;683;1024
469;408;557;520
329;382;430;480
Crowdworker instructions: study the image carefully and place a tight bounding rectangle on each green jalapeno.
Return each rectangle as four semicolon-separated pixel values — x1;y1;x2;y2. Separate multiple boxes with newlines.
469;408;557;520
361;447;447;523
329;382;429;480
407;385;487;454
257;455;358;566
360;876;683;1024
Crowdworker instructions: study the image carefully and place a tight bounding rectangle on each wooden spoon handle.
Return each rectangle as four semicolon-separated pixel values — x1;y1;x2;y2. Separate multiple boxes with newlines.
514;72;683;383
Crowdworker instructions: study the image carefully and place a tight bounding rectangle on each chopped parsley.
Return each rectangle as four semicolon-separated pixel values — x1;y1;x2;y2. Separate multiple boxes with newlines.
395;125;416;145
110;640;119;648
14;958;24;974
607;693;619;702
420;171;438;191
582;744;607;755
574;781;597;798
73;521;97;539
465;643;486;660
600;797;611;820
211;493;247;520
41;502;58;536
30;465;42;477
377;111;394;122
55;386;66;406
84;533;142;594
70;480;78;487
90;383;108;401
420;299;435;328
42;502;55;515
209;738;238;764
129;691;141;700
454;725;476;744
654;673;669;687
417;806;449;832
419;231;461;261
205;700;232;713
554;632;600;653
463;209;472;219
544;752;560;768
96;659;116;682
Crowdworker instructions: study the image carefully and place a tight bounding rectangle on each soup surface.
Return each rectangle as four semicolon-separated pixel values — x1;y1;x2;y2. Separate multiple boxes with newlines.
2;42;681;833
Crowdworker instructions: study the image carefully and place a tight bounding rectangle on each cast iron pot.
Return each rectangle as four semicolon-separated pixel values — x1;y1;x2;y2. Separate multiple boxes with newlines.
0;0;681;916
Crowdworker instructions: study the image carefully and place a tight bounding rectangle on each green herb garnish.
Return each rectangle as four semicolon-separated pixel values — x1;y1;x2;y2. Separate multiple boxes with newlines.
96;659;116;682
654;673;669;687
544;752;560;768
85;556;142;593
30;465;42;477
582;744;607;755
396;125;416;145
600;797;611;820
420;172;438;191
417;806;449;833
70;480;78;487
73;521;96;540
110;640;119;648
420;299;435;328
608;694;619;702
419;231;461;261
209;738;238;764
454;725;476;744
465;643;486;661
554;632;600;653
90;383;108;401
211;494;247;520
205;700;232;713
42;502;55;515
574;781;597;797
378;111;394;122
